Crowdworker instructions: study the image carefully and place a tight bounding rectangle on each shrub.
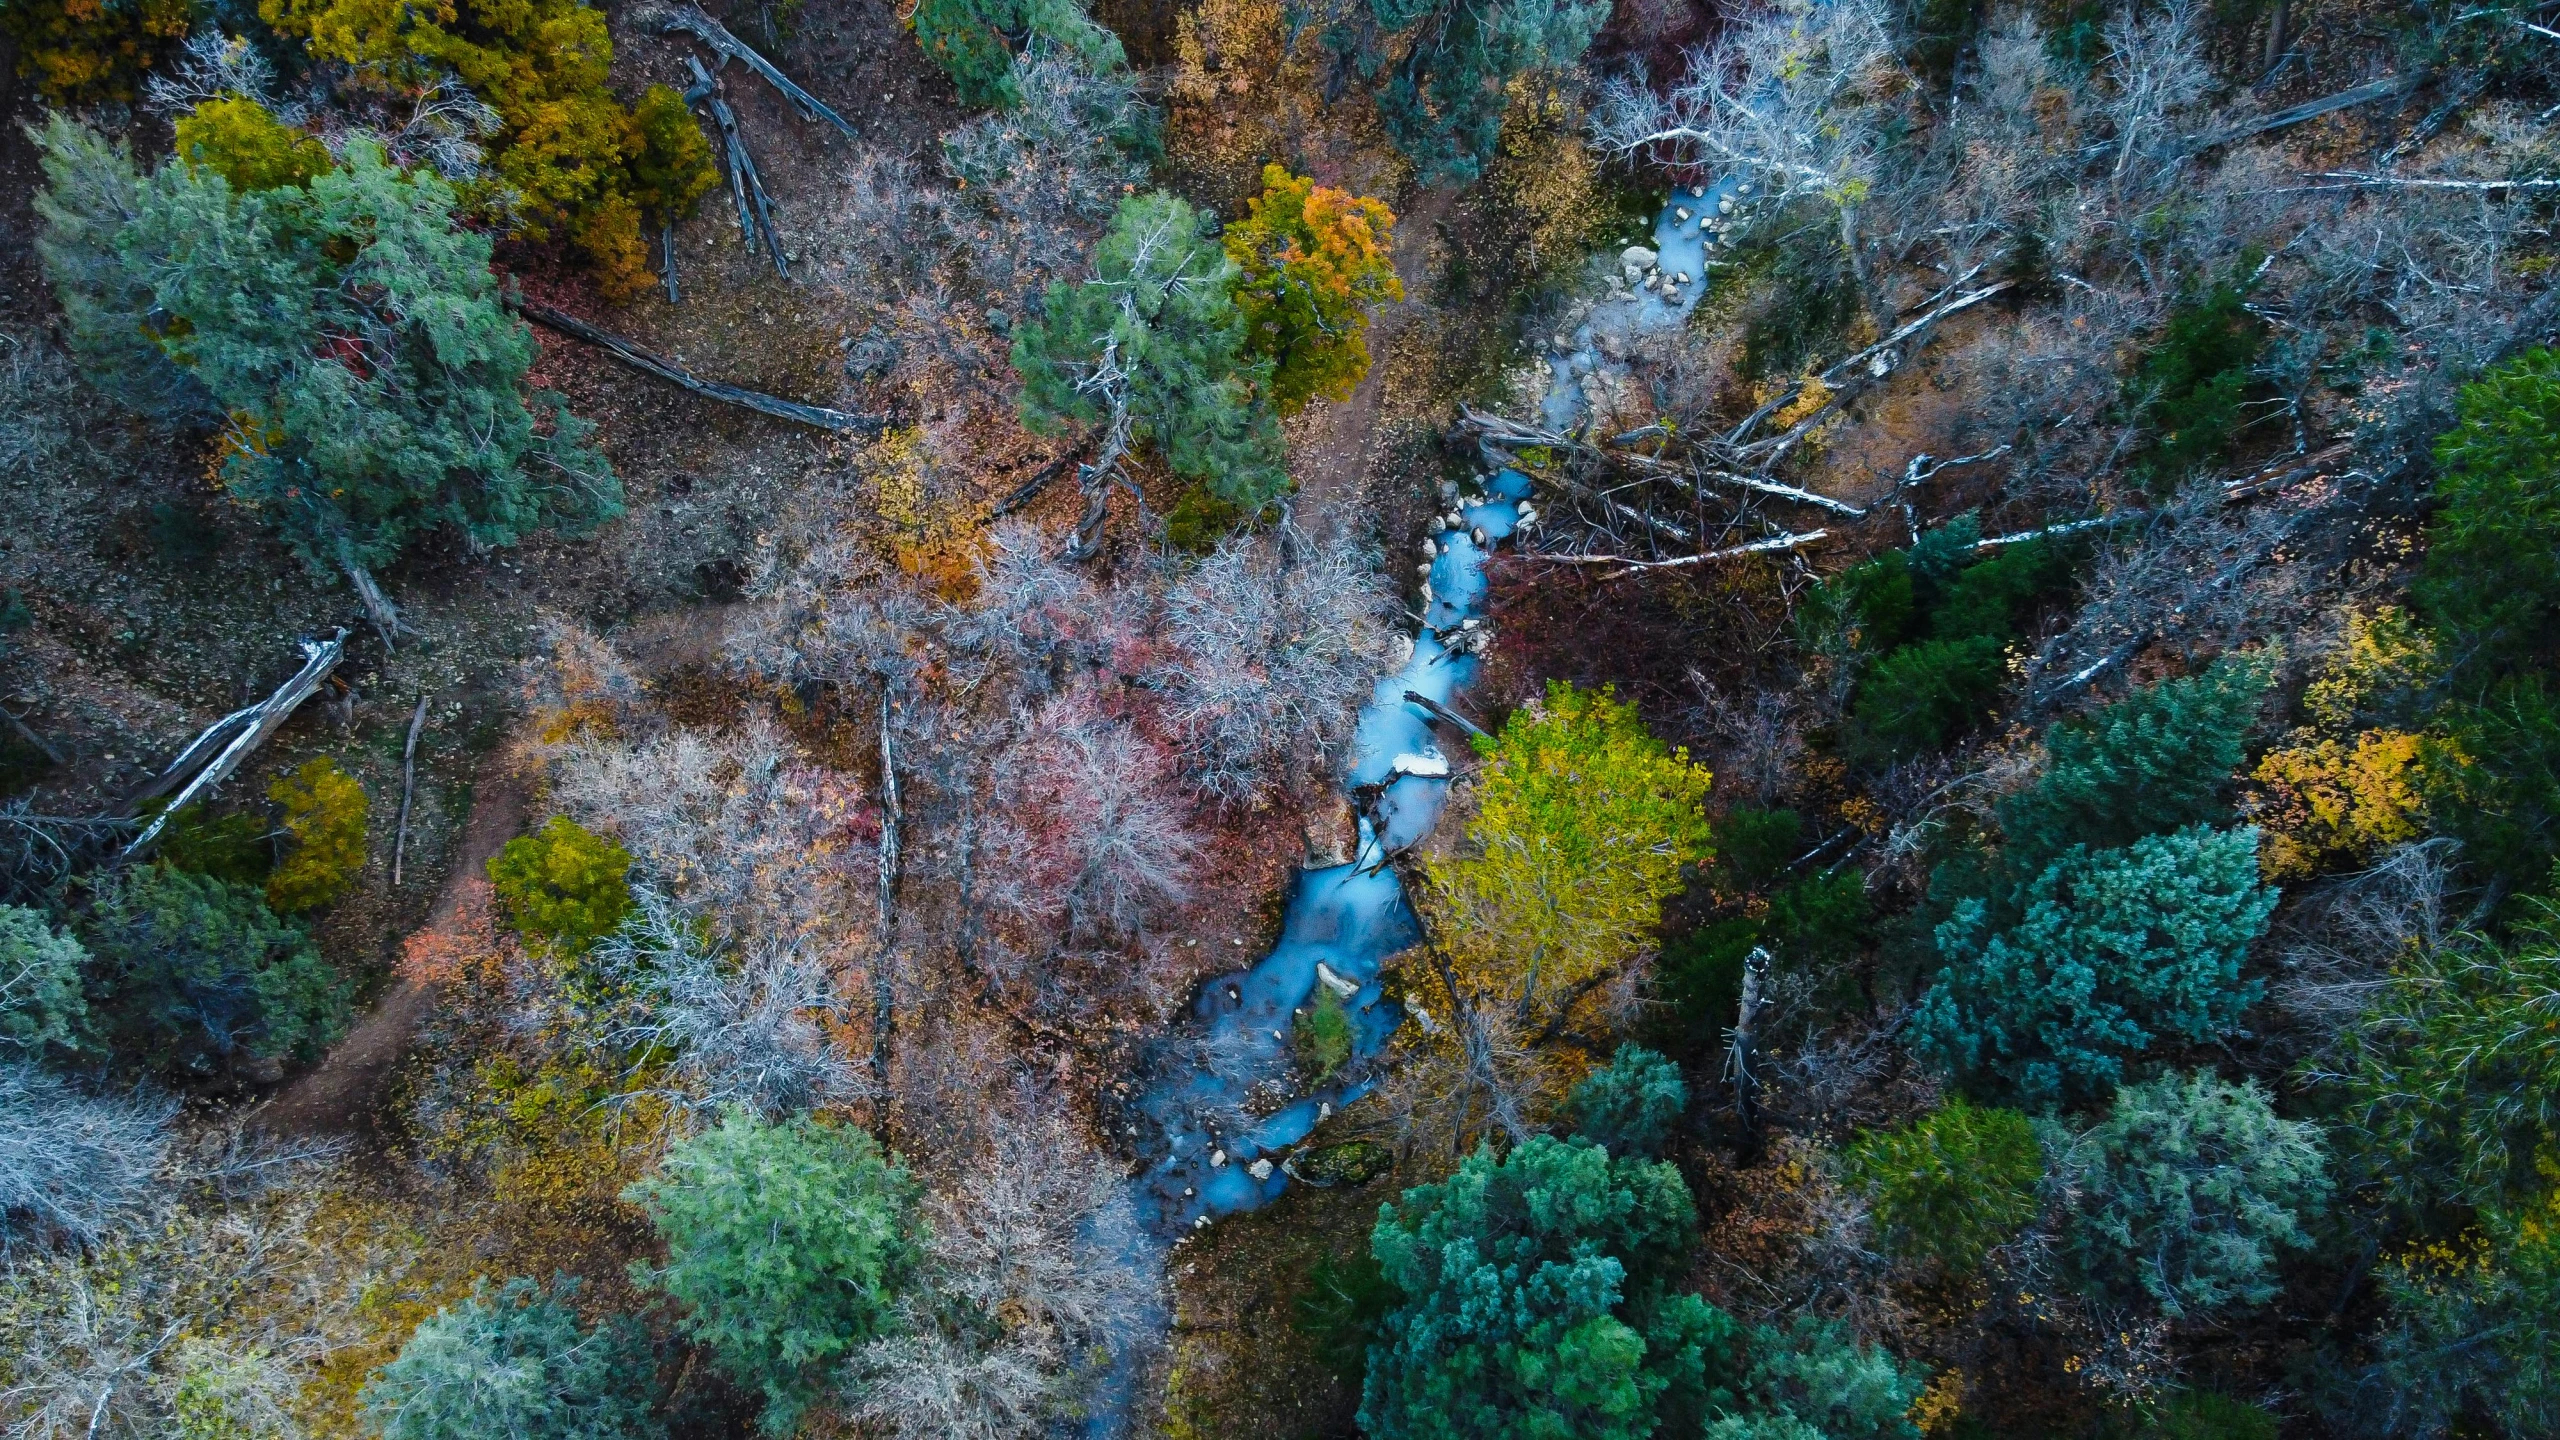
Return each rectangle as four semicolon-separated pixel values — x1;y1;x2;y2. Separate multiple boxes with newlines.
1796;551;1917;659
2423;674;2560;902
1930;535;2076;644
0;905;89;1059
265;757;367;914
2414;346;2560;679
2332;939;2560;1214
487;818;633;956
360;1275;664;1440
1564;1045;1689;1159
1841;1098;2044;1275
1360;1134;1743;1440
153;802;274;888
258;0;717;295
0;1061;175;1247
2248;729;2428;880
171;96;332;193
1712;807;1803;897
910;0;1126;106
1013;190;1288;509
1912;826;2276;1109
1997;657;2273;874
2062;1071;2329;1318
81;864;348;1076
1736;1317;1927;1440
626;1110;922;1433
0;0;189;103
1224;164;1403;413
1295;983;1354;1079
33;119;622;581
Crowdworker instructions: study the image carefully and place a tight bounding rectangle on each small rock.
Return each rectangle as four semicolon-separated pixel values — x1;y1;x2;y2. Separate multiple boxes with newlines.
1690;184;1706;198
1210;1148;1228;1167
1318;1101;1333;1120
1674;207;1691;222
1620;245;1658;269
1315;962;1360;998
1248;1158;1275;1181
1719;198;1735;214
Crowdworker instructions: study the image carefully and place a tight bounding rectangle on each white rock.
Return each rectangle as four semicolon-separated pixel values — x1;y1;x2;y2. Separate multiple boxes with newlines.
1318;1101;1333;1120
1675;207;1691;222
1248;1158;1274;1181
1390;748;1451;779
1719;198;1734;214
1210;1148;1228;1167
1690;184;1706;198
1619;245;1658;269
1315;961;1360;998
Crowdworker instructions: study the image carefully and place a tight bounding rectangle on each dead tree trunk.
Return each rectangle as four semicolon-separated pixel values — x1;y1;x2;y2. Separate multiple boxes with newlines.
871;694;902;1115
639;4;859;141
685;57;787;278
124;631;347;858
392;694;429;887
1723;945;1771;1157
516;302;888;434
342;560;403;650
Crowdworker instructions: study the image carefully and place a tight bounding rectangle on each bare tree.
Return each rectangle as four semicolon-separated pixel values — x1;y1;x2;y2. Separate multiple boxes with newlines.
1149;522;1396;804
986;692;1201;941
0;1065;174;1251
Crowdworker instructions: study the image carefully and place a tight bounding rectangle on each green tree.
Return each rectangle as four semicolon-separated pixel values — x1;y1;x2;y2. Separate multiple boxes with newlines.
2331;938;2560;1215
2415;346;2560;680
2062;1071;2329;1319
1997;658;2273;874
360;1275;663;1440
1296;983;1354;1079
2355;1170;2560;1439
910;0;1126;106
1849;636;2007;757
2425;674;2560;902
80;864;348;1076
625;1111;922;1433
1734;1317;1926;1440
1366;0;1609;186
1360;1134;1743;1440
1841;1098;2044;1275
487;818;633;956
1013;190;1287;511
2128;273;2266;483
265;757;368;915
1223;165;1403;413
1912;826;2276;1109
1564;1045;1689;1160
33;118;621;598
1422;682;1714;1037
0;905;89;1060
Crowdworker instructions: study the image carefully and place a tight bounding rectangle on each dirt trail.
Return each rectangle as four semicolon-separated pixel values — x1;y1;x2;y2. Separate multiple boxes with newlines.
1288;189;1457;512
258;754;529;1138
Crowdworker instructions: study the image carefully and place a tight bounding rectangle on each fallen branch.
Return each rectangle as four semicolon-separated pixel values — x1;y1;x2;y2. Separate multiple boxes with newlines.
991;430;1101;517
871;694;901;1115
2180;73;2426;154
342;559;402;650
1403;690;1489;739
639;4;858;141
0;707;63;768
1529;529;1830;580
517;301;888;435
2298;170;2560;193
124;631;347;859
1970;513;2138;549
1733;280;2016;456
686;57;786;278
392;693;428;888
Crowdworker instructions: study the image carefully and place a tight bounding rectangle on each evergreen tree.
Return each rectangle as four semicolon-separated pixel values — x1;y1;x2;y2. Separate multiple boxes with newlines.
1365;0;1608;186
1013;190;1287;511
33;118;621;595
361;1276;663;1440
80;864;349;1077
1997;657;2273;874
626;1110;922;1433
2415;347;2560;681
1841;1098;2044;1275
1360;1134;1743;1440
0;905;89;1060
1564;1044;1689;1160
910;0;1127;107
1911;826;2275;1109
2062;1071;2329;1319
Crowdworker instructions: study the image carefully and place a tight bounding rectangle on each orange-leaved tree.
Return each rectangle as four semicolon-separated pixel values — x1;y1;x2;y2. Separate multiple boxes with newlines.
1223;164;1401;413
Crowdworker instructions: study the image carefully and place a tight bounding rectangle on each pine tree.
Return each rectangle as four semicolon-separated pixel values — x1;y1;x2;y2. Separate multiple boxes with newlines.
34;119;621;604
361;1276;664;1440
1997;656;2273;873
1012;190;1287;540
1912;826;2275;1109
910;0;1127;107
1563;1045;1689;1160
1366;0;1608;186
80;864;349;1076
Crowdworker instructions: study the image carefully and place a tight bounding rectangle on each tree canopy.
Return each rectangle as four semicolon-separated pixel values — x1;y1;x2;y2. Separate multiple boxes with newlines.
1224;165;1403;413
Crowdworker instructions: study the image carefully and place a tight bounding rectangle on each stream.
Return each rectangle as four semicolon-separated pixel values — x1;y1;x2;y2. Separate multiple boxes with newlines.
1086;182;1761;1432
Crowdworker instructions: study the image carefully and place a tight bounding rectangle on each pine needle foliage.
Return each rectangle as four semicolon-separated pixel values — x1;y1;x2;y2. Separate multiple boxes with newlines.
361;1275;664;1440
1997;656;2273;874
1841;1098;2044;1275
32;119;623;578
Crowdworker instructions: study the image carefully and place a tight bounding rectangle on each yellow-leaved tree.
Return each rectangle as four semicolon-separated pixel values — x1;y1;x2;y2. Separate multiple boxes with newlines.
1409;682;1712;1139
1223;165;1402;414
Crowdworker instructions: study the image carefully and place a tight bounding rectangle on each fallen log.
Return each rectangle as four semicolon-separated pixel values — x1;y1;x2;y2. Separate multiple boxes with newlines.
392;693;429;887
125;631;348;859
638;4;858;141
686;57;787;278
991;429;1101;517
1403;690;1488;739
516;301;888;435
1527;529;1831;580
